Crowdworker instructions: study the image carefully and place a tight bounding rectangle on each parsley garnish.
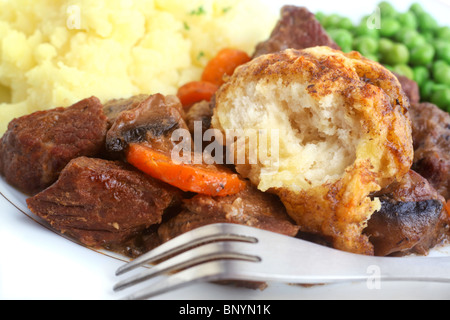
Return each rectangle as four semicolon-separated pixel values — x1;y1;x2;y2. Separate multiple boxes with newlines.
197;51;205;60
190;6;206;16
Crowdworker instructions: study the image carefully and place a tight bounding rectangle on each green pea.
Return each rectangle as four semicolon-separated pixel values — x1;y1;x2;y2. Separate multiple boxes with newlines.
379;1;398;18
353;36;379;56
420;81;434;100
432;83;448;93
433;60;449;77
421;82;447;103
382;43;410;65
435;26;450;41
379;38;394;55
421;31;434;43
434;40;450;64
397;12;418;30
394;28;412;43
394;28;409;42
431;87;450;111
380;18;401;38
434;64;450;86
393;64;414;79
323;14;343;29
417;12;439;32
409;3;425;16
404;33;427;50
394;29;426;50
328;29;354;53
337;17;354;30
413;66;430;86
410;44;435;66
354;17;380;38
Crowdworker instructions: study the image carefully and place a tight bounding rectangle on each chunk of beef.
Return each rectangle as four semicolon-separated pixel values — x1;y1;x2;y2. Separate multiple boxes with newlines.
365;170;448;256
0;97;108;195
158;183;299;243
409;102;450;200
27;157;181;248
252;6;339;58
395;74;421;105
106;94;188;156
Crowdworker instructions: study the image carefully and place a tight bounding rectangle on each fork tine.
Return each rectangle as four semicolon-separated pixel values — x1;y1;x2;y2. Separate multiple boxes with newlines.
115;223;258;276
114;241;260;292
119;260;246;300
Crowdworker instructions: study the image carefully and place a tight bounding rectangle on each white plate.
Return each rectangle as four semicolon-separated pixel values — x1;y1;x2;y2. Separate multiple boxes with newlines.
1;0;450;300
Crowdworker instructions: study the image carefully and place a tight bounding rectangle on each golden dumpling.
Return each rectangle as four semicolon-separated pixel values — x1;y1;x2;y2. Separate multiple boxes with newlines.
212;47;414;255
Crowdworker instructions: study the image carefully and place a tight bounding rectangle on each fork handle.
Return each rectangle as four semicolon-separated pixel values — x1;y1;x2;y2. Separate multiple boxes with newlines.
249;231;450;285
240;239;450;285
365;256;450;284
262;255;450;285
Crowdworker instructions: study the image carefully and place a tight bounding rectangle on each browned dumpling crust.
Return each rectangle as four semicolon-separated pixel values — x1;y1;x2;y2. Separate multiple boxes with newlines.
212;47;414;255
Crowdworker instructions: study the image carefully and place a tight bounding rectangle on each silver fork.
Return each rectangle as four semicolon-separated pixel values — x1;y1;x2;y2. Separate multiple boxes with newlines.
113;223;450;300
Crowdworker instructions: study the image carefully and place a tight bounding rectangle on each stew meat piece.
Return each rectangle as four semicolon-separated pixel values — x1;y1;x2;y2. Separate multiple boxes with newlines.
158;183;300;243
409;102;450;200
395;74;421;105
27;157;181;248
0;97;108;195
365;170;448;256
252;6;340;58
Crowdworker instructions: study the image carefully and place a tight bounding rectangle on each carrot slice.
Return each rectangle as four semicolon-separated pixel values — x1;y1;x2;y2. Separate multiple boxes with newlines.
176;81;219;108
126;143;246;197
201;48;251;86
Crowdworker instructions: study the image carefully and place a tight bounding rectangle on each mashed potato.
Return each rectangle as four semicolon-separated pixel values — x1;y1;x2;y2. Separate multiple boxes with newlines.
0;0;276;133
